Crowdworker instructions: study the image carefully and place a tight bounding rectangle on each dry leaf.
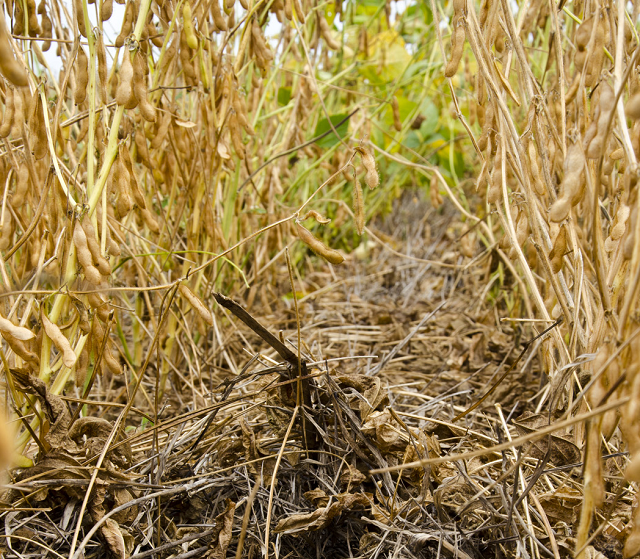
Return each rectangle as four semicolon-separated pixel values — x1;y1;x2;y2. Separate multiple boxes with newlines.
513;413;581;466
274;502;342;534
207;499;235;559
100;519;126;559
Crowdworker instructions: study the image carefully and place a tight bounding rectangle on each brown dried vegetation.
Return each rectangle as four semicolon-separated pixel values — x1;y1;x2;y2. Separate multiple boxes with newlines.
1;0;640;557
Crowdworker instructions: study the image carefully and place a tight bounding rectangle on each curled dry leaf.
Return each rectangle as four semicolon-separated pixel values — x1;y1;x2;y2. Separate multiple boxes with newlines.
274;502;343;534
100;519;126;559
299;209;331;224
209;499;235;558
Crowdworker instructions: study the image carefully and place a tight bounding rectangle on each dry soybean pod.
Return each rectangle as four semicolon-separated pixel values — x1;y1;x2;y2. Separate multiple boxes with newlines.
73;221;104;284
295;222;344;265
183;1;198;49
2;332;40;369
90;318;122;375
627;93;640;119
119;143;146;208
27;0;40;35
0;206;13;250
138;206;159;232
228;109;245;159
12;163;30;207
477;102;494;152
30;92;47;159
75;47;89;105
318;13;339;50
75;0;88;38
526;138;546;197
210;0;228;31
87;292;111;323
0;16;28;86
41;310;77;368
390;95;401;132
605;205;630;252
549;197;572;222
179;284;213;325
610;147;624;160
116;50;137;109
76;342;90;387
550;143;584;221
106;231;121;256
430;173;443;207
251;19;274;61
113;150;134;218
80;213;111;275
10;87;25;138
96;204;122;256
445;17;465;78
587;83;615;160
178;31;197;84
0;314;35;341
115;0;134;47
132;51;156;122
0;87;15;138
146;20;158;46
357;147;379;189
151;107;171;149
103;345;123;375
134;127;152;168
40;10;52;51
292;0;305;23
352;171;365;235
96;33;108;104
13;0;24;36
611;205;629;241
549;225;567;274
515;209;529;246
101;0;113;21
232;90;254;135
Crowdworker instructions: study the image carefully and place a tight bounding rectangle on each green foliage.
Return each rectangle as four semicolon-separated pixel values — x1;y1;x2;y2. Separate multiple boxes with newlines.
314;115;350;148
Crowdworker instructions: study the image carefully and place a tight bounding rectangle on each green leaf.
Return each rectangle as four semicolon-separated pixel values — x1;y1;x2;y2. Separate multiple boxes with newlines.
419;98;439;137
406;2;432;24
357;30;411;84
404;131;422;150
314;114;349;148
277;87;292;106
355;0;385;16
380;95;418;138
325;5;336;25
